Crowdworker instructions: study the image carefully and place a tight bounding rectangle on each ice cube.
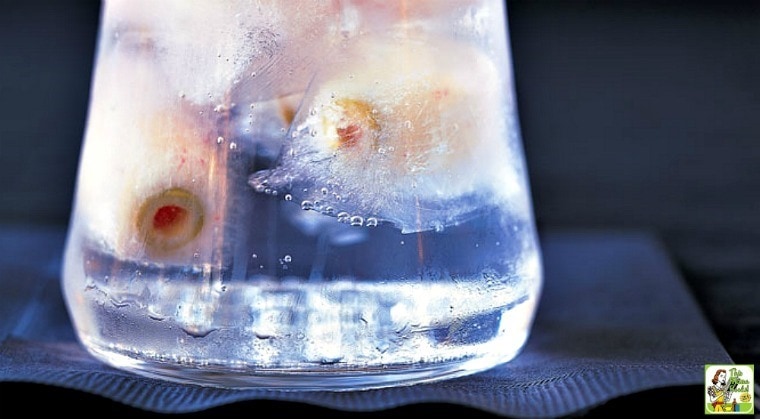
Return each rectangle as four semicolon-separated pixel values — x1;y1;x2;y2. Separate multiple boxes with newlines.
104;0;343;105
233;93;303;167
249;31;525;233
77;47;228;262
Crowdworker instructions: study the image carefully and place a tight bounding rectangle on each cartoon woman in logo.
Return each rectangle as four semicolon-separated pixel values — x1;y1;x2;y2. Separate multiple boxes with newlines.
707;369;731;412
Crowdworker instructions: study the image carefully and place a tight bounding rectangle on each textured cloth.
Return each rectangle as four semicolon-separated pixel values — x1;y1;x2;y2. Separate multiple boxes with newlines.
0;225;733;418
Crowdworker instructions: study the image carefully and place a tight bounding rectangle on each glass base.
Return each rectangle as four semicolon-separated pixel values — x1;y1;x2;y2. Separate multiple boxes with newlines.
84;342;523;391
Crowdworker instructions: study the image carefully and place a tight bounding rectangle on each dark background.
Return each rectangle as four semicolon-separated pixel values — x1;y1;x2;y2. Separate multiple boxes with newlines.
1;0;758;416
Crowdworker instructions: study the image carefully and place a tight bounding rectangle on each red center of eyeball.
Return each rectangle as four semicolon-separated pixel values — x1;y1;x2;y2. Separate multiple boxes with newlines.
152;205;187;232
336;124;362;148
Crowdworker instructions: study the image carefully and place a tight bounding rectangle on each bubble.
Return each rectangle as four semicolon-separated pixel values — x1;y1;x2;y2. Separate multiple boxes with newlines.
350;216;364;226
283;255;292;262
337;212;350;223
216;136;224;144
229;142;237;150
365;217;378;227
301;200;314;210
284;194;293;201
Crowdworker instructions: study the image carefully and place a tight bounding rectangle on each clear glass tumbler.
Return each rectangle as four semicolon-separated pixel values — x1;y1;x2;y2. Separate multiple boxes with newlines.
62;0;543;390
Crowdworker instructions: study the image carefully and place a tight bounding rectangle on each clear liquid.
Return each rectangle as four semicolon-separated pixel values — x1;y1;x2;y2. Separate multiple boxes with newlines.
63;204;542;390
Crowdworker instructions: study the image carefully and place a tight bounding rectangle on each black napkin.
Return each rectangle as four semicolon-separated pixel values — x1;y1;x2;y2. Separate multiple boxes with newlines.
0;225;733;418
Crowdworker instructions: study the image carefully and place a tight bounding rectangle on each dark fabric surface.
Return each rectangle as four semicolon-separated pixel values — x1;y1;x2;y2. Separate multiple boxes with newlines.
0;225;733;418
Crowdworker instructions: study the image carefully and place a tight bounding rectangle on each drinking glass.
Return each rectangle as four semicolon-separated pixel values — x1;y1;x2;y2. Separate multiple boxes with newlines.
62;0;543;390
